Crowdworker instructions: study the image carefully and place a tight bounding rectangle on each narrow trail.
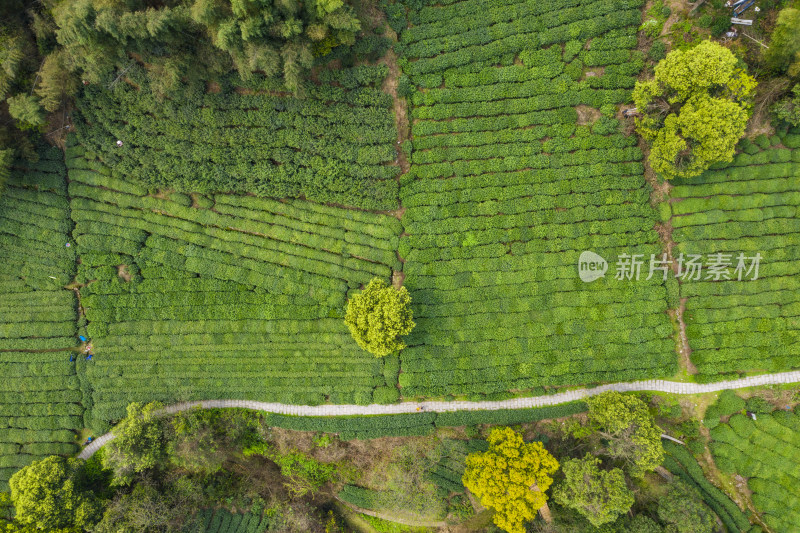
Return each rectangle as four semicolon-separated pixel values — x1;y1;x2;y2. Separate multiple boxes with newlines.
78;370;800;459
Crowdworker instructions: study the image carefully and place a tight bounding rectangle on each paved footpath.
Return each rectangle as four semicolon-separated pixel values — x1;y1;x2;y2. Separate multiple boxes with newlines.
78;370;800;459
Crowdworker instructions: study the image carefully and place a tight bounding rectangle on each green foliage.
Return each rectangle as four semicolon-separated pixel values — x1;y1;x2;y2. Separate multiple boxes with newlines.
634;40;756;179
74;69;399;208
168;409;260;475
744;396;773;415
639;1;670;39
102;402;166;486
657;480;716;533
553;454;634;528
345;278;415;357
9;456;103;530
703;390;745;429
586;392;664;477
6;94;45;128
771;84;800;127
245;443;338;498
662;441;751;533
765;7;800;77
648;40;667;62
48;0;362;97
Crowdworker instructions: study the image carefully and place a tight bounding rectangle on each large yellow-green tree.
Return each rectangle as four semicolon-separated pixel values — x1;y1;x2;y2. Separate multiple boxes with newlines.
9;456;104;530
462;427;559;533
633;40;756;179
345;278;414;357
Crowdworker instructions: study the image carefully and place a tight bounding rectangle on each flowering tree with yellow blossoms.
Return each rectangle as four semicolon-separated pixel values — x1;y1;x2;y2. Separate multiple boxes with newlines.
462;427;559;533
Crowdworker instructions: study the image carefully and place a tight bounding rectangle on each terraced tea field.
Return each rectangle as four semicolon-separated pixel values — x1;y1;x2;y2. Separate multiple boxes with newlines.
396;0;677;397
670;135;800;379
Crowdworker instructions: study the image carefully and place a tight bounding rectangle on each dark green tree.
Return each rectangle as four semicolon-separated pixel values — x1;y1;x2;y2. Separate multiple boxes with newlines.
586;392;665;477
552;454;634;528
765;6;800;77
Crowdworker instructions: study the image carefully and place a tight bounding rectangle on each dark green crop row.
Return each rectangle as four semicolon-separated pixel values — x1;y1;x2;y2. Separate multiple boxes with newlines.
74;69;400;209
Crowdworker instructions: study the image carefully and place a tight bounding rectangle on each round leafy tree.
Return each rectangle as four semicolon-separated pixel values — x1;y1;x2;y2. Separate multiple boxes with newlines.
552;454;634;528
633;40;757;179
462;427;559;533
344;278;414;357
9;456;104;530
586;391;664;477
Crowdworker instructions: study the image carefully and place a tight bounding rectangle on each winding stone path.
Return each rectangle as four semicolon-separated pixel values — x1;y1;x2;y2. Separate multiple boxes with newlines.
78;370;800;459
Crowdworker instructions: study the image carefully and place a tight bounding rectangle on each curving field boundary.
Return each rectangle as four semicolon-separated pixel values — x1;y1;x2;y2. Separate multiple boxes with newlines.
78;371;800;459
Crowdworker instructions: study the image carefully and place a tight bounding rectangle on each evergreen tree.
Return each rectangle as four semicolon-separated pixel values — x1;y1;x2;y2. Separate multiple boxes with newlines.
765;6;800;77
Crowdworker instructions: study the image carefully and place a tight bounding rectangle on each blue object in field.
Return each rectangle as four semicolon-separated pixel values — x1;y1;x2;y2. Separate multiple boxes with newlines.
85;354;93;361
79;335;87;342
734;0;755;16
87;436;93;443
69;355;74;362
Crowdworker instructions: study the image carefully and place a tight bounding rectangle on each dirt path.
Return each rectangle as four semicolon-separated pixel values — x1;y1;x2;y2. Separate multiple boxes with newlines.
380;49;411;175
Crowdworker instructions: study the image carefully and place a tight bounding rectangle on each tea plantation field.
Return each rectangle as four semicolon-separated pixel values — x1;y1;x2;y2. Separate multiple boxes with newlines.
670;135;800;379
73;64;400;210
396;0;677;397
3;0;800;501
0;146;82;491
710;409;800;532
66;145;403;427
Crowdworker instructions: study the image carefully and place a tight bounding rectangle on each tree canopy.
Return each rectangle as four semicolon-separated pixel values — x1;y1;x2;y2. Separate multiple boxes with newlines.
344;278;415;357
101;402;167;486
8;456;104;530
552;453;634;528
765;6;800;78
633;40;756;179
51;0;361;96
462;427;559;533
586;391;664;477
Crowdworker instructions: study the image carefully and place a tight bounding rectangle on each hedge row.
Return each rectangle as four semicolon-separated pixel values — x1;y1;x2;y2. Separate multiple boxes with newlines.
0;145;84;491
74;68;399;209
663;441;751;532
670;144;800;377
